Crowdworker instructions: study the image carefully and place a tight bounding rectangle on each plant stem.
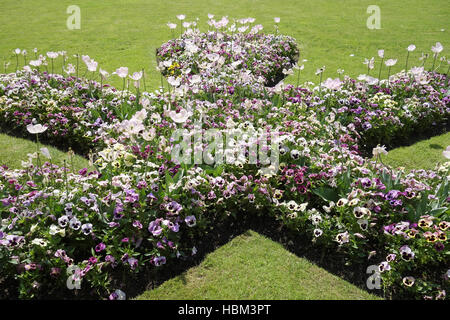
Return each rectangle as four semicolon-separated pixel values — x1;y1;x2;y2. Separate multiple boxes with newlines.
387;66;391;86
63;160;68;197
318;72;323;94
160;74;164;93
100;74;103;98
296;69;301;87
35;134;42;169
421;56;428;68
121;77;125;100
405;51;410;71
76;54;79;78
142;68;147;92
432;54;437;71
378;57;384;80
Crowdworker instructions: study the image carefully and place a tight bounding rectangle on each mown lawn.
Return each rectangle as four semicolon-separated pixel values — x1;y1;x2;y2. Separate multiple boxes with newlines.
382;132;450;171
0;0;448;89
135;230;382;300
0;133;91;171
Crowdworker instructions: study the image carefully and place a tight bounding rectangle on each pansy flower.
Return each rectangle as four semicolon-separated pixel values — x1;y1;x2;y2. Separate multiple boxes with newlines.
313;229;323;237
148;219;163;237
81;223;93;235
335;231;350;245
399;245;415;261
402;276;415;287
423;231;437;243
185;215;196;227
58;215;69;228
95;243;106;252
336;198;348;207
358;219;369;231
438;221;449;231
418;217;433;228
69;218;81;230
378;261;391;273
153;256;167;267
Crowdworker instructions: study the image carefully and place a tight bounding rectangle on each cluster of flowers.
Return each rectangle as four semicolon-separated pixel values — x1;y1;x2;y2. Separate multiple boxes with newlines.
0;19;449;300
0;70;125;155
277;69;449;152
157;21;299;89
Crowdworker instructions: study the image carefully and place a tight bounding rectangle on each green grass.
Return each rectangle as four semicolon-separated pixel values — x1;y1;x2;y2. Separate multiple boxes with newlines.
381;132;450;171
0;0;448;300
0;0;448;90
136;230;381;300
0;133;91;171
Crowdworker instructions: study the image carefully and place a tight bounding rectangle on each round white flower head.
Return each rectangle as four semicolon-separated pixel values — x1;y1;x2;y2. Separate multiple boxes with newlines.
27;124;48;134
385;59;397;67
114;67;128;78
167;22;177;29
372;145;388;157
407;44;416;52
47;52;59;59
431;42;443;54
129;71;143;81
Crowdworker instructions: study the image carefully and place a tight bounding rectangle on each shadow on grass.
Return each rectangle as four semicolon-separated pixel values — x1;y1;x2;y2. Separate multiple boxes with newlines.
429;143;443;150
117;213;386;301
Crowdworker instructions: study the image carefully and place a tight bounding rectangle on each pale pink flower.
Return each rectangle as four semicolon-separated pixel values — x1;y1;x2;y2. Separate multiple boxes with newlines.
363;57;375;69
27;124;47;134
431;42;443;54
407;44;416;52
167;76;181;87
99;68;109;79
129;71;143;81
47;52;59;59
29;60;42;67
443;146;450;159
85;59;98;72
168;108;192;123
114;67;128;78
322;78;342;90
385;59;397;67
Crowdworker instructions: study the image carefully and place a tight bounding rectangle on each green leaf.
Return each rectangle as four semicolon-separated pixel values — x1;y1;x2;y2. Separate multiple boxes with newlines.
428;207;448;218
436;181;449;204
172;168;184;184
312;186;339;202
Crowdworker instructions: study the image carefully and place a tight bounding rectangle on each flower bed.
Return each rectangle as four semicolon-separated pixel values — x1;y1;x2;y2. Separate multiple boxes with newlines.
156;29;299;88
0;71;130;156
0;21;449;300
